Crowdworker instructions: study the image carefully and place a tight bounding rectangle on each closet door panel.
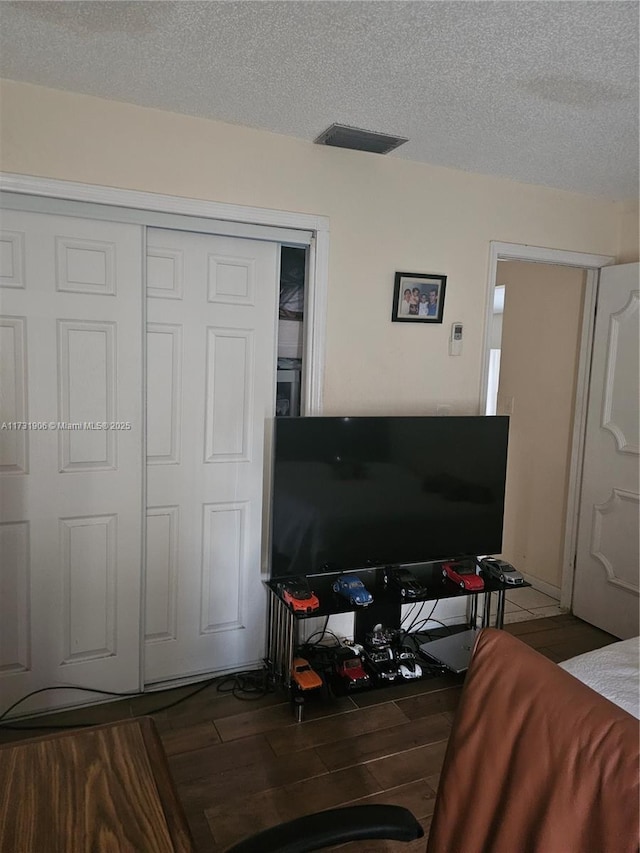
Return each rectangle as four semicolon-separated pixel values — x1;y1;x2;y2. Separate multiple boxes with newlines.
204;328;252;461
0;209;143;718
0;316;28;473
145;228;278;683
145;506;179;642
0;520;30;673
147;323;182;464
57;319;117;470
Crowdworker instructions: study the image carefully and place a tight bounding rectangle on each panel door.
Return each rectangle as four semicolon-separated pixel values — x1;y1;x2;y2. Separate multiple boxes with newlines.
572;263;639;638
0;209;143;716
144;228;278;683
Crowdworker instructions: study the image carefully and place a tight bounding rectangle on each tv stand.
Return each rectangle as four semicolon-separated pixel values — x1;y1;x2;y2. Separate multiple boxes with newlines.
266;560;528;688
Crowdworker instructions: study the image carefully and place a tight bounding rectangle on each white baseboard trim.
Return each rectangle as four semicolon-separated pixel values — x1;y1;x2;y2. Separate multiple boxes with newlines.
519;572;561;601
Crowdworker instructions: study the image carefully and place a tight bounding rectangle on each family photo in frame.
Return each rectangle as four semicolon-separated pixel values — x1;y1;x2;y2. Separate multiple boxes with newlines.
392;272;447;324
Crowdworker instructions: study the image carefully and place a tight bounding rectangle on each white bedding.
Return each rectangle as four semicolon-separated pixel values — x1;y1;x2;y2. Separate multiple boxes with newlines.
560;637;640;719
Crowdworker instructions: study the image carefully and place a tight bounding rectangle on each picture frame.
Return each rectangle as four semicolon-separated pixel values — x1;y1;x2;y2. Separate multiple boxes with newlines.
392;272;447;324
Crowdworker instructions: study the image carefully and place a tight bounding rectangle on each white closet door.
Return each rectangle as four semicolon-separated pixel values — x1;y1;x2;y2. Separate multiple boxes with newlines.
0;209;143;715
145;228;278;683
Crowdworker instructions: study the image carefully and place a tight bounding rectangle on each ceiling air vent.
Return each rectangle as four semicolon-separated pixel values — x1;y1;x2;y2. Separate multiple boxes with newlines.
314;123;408;155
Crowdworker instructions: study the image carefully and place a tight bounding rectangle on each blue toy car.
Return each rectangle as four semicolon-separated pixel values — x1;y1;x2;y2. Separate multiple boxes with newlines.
331;574;373;607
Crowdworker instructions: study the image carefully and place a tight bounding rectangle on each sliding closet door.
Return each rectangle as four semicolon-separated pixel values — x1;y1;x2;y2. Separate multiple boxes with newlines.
0;209;143;715
145;228;278;683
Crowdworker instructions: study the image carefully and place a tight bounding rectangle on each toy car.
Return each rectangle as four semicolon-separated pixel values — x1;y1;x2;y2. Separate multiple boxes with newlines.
277;576;320;613
331;574;373;607
442;560;485;591
342;642;364;656
383;567;427;599
477;557;525;586
365;626;396;649
291;657;323;691
334;649;371;689
397;649;423;680
364;647;398;682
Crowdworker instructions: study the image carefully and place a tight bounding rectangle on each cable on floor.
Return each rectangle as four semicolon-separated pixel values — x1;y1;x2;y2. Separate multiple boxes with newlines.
0;665;272;730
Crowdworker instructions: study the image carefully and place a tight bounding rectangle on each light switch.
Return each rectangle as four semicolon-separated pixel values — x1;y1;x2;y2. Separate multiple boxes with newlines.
449;322;463;355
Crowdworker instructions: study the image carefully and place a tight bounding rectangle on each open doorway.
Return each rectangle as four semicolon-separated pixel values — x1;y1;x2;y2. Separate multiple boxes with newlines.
276;245;306;417
481;242;615;620
486;261;587;613
484;285;504;416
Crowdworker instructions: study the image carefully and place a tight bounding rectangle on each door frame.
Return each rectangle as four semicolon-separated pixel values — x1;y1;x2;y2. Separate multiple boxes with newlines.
0;172;329;415
480;242;615;608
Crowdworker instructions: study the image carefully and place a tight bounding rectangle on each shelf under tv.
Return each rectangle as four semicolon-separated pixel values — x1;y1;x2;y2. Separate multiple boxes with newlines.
265;560;530;688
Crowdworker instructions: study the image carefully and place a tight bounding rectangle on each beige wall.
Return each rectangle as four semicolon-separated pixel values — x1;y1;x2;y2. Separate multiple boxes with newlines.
0;79;623;417
497;261;586;590
615;200;640;263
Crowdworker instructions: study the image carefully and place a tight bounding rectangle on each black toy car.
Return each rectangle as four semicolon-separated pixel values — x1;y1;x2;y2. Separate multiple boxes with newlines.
364;646;398;683
365;626;396;649
383;567;427;599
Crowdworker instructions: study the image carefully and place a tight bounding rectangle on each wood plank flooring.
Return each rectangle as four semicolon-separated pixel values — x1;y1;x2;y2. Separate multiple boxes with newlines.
0;614;617;852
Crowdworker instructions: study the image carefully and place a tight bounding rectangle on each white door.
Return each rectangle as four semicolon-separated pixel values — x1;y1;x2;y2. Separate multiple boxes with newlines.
573;263;639;638
0;209;143;716
144;228;279;683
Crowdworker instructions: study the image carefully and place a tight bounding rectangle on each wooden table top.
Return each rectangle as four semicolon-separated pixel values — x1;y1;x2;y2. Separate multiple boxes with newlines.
0;716;195;853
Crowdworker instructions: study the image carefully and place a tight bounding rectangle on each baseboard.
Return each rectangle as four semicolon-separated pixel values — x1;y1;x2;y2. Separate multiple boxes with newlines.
519;572;561;601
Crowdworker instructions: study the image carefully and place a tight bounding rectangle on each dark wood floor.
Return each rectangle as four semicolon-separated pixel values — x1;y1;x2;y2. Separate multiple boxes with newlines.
0;614;617;852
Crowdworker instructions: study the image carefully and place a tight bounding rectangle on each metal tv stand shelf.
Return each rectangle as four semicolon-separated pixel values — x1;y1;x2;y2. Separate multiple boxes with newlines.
266;560;529;687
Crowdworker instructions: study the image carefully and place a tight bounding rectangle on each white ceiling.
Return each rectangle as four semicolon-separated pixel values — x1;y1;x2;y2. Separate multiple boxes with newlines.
1;1;638;200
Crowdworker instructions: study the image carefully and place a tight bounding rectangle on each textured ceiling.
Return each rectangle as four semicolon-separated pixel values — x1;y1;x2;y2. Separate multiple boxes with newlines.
1;1;638;200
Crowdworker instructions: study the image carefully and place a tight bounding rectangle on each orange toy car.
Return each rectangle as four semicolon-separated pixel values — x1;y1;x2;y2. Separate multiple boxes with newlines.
278;577;320;614
291;657;323;691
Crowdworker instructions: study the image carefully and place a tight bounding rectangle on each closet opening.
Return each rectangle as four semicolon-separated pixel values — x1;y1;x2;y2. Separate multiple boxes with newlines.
276;245;307;417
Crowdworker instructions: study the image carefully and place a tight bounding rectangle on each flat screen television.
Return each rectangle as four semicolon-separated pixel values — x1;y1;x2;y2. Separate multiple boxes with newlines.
270;415;509;578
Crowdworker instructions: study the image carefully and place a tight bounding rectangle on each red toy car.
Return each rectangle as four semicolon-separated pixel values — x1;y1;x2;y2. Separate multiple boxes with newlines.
335;649;370;689
442;561;485;591
278;577;320;614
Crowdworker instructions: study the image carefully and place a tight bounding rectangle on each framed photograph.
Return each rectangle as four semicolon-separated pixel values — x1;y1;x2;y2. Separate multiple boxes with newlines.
392;272;447;324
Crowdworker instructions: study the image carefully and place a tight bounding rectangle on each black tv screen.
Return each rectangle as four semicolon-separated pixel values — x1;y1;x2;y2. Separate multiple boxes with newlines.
270;416;509;578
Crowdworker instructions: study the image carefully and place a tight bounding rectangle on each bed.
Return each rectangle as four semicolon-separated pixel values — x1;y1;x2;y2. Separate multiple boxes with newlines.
560;635;640;719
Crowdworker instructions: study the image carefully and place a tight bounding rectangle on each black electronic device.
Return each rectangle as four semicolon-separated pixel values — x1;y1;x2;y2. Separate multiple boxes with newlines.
270;416;509;578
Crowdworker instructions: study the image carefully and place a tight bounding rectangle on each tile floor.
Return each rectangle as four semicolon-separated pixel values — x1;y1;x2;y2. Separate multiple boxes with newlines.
495;585;566;624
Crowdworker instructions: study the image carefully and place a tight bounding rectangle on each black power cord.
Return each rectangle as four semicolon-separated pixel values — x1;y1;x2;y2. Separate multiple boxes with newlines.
216;669;272;701
0;666;272;731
